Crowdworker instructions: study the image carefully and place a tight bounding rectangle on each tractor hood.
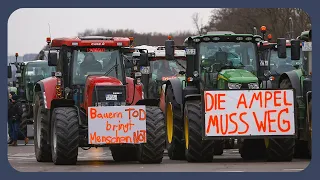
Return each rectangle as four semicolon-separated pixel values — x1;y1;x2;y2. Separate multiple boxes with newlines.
219;69;258;83
86;75;123;87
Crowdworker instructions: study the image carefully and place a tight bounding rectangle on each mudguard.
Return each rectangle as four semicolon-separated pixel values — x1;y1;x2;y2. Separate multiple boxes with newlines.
126;77;143;105
279;71;301;96
136;99;159;106
34;77;57;109
165;78;183;105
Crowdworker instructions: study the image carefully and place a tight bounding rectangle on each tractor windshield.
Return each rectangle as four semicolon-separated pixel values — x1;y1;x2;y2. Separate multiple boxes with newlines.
24;62;56;84
24;61;56;101
150;59;186;81
72;48;124;85
199;42;257;74
147;58;186;99
270;48;302;75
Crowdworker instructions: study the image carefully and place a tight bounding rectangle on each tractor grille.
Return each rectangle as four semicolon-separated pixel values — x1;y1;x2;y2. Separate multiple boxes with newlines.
240;83;249;89
92;85;126;106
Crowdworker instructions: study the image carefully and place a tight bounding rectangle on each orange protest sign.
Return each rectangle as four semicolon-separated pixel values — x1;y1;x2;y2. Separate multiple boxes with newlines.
204;90;295;137
88;105;147;144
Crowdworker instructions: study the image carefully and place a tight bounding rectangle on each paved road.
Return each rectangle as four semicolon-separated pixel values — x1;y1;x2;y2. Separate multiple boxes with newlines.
8;140;310;172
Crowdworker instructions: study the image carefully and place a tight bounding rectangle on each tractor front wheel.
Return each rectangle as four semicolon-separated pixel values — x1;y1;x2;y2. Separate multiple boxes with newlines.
137;106;166;164
165;85;185;160
19;103;29;140
184;100;215;162
265;137;295;161
51;107;79;165
110;146;137;162
34;92;52;162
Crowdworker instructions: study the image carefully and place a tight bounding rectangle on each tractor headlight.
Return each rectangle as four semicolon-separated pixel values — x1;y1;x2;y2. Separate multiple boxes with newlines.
248;83;259;89
228;83;241;89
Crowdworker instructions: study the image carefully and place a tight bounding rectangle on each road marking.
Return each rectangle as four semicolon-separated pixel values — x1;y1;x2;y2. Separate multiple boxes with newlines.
283;169;304;171
17;144;34;146
10;153;35;157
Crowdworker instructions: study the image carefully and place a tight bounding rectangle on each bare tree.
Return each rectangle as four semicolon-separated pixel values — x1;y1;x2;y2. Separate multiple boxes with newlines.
192;12;205;35
205;8;311;40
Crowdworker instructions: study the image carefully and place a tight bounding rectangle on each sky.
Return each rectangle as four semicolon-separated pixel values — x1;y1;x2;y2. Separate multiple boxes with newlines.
8;8;215;56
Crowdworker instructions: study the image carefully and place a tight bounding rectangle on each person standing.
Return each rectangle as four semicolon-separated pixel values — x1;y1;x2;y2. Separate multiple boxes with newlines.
7;91;15;144
8;94;29;146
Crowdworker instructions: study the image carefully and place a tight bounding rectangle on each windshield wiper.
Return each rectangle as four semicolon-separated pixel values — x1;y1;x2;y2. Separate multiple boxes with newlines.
173;59;186;70
104;63;119;76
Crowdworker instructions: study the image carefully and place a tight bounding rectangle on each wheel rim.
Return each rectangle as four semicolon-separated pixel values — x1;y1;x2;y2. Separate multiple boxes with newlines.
166;102;173;143
184;115;189;149
36;107;42;148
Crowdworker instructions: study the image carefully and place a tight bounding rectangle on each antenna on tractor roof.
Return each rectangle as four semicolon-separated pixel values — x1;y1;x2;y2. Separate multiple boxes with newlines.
48;23;52;39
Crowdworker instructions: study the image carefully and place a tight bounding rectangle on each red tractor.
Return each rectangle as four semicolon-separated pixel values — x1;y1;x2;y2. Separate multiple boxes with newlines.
33;36;166;165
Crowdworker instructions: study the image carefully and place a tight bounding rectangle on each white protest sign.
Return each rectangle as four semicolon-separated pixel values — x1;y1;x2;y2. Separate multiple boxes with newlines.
88;105;147;144
302;42;312;52
204;90;295;137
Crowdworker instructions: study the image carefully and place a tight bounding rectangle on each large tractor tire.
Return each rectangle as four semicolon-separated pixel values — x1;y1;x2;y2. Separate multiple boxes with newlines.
165;85;185;160
265;138;295;161
51;107;79;165
240;139;266;160
184;100;215;162
213;140;224;155
34;92;52;162
137;106;166;164
110;146;137;162
18;103;28;140
308;100;312;157
263;78;296;162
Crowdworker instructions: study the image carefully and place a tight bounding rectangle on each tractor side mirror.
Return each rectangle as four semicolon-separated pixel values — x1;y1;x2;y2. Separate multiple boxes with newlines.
291;39;301;60
277;38;287;59
8;65;12;78
48;52;58;66
309;30;312;41
165;39;175;60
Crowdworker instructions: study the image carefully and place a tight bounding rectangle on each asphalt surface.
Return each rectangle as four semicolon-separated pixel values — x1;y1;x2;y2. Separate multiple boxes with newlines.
8;140;310;172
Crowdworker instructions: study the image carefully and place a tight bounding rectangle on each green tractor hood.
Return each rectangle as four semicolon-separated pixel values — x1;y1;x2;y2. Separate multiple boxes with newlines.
219;69;258;83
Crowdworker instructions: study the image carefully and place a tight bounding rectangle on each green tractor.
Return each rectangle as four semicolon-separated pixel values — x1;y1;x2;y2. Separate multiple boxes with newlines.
8;53;56;139
163;32;296;162
277;30;312;158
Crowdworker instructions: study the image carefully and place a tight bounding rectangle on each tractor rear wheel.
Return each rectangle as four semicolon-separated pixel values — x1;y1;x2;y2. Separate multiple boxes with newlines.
34;92;52;162
110;146;137;162
165;85;185;160
213;140;224;155
137;106;166;164
19;103;28;140
240;139;266;160
184;100;215;162
308;100;312;157
262;78;295;162
51;107;79;165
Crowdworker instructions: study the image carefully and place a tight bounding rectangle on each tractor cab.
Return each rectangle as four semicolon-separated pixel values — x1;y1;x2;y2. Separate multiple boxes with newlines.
180;33;266;90
19;60;56;102
44;36;146;109
136;39;186;99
